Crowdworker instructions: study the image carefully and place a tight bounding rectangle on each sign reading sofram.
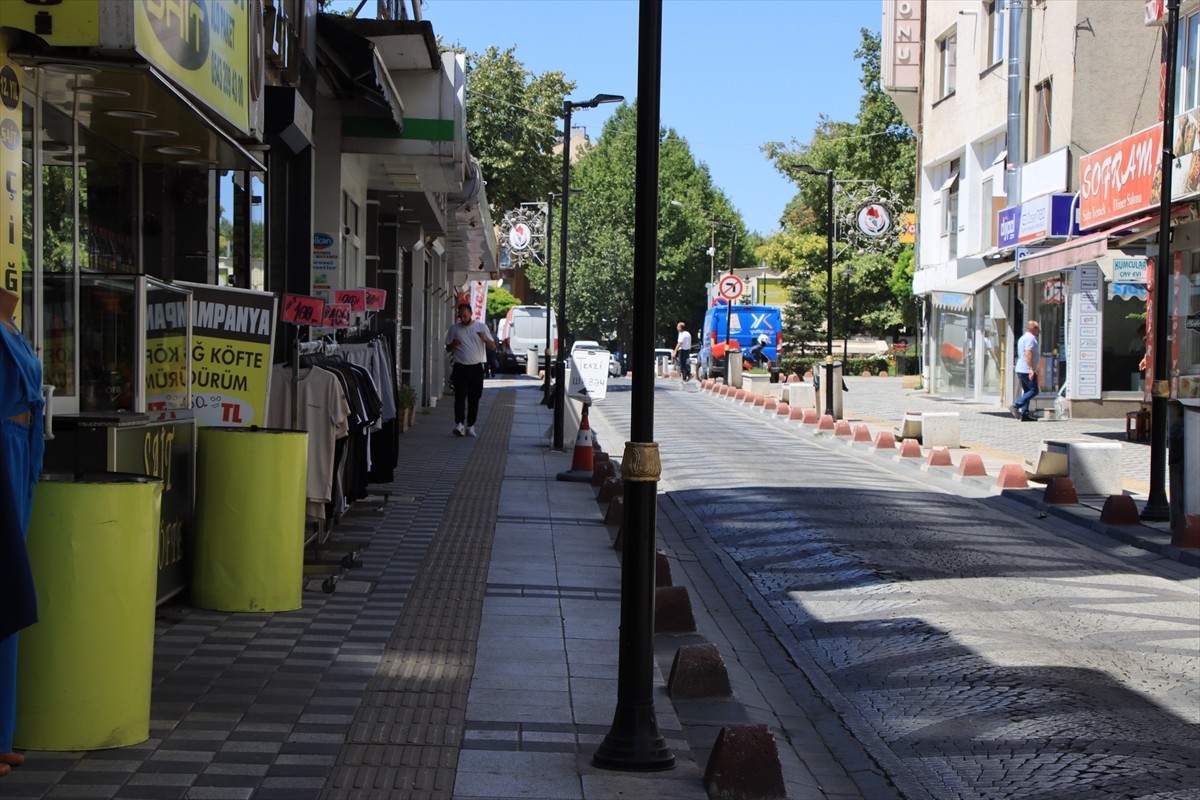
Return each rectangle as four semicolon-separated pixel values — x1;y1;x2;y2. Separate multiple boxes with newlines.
997;194;1079;248
1079;124;1163;230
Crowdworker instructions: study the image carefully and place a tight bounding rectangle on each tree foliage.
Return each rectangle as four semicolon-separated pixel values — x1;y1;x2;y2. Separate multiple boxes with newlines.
456;45;573;213
525;103;751;355
484;284;520;321
758;29;918;353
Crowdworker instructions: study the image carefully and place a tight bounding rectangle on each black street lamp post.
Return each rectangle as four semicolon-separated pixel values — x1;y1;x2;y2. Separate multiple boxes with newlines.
795;164;836;418
553;92;623;451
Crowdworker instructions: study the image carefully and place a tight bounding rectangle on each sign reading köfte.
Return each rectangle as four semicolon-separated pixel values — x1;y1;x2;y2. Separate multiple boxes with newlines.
282;294;326;326
323;304;352;328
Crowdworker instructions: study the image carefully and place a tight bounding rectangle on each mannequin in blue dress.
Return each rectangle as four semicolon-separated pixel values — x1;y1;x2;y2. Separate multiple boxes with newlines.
0;287;44;778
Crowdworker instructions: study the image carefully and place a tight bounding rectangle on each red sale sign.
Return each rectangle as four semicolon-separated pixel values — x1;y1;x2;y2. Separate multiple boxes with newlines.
281;293;326;326
323;304;352;328
365;287;387;310
335;289;366;312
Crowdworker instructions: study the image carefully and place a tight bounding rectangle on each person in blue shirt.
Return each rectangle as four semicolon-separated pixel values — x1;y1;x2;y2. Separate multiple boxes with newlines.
1011;320;1041;421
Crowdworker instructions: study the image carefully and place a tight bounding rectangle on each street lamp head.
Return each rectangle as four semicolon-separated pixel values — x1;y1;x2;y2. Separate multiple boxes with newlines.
566;93;624;111
793;164;830;177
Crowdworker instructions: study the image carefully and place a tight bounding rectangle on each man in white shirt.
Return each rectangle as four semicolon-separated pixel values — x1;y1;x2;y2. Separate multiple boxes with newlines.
444;303;496;437
1011;320;1040;421
672;321;693;382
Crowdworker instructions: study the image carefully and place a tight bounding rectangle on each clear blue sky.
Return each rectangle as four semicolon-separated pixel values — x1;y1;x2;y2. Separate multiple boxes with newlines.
328;0;882;236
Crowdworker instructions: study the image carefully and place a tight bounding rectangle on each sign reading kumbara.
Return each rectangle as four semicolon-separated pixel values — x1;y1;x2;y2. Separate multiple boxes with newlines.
134;0;251;134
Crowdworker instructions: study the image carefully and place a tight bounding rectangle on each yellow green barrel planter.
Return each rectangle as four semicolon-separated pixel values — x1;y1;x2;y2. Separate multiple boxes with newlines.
191;427;307;612
15;472;163;751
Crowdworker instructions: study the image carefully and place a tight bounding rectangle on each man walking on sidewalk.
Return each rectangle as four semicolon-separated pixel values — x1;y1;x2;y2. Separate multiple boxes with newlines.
1012;320;1040;422
445;303;496;437
673;321;693;383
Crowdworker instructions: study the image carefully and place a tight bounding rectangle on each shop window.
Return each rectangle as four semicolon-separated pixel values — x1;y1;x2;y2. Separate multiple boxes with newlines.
78;127;137;274
942;159;960;255
1177;11;1200;113
934;307;973;394
938;29;957;99
216;170;265;289
986;1;1006;69
1033;79;1052;158
1032;276;1066;394
39;103;77;399
1102;273;1148;394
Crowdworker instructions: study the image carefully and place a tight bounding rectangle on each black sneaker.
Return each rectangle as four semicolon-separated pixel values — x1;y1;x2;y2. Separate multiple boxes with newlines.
1020;415;1037;422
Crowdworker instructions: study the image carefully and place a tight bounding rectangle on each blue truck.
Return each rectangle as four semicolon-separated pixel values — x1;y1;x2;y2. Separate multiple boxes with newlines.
697;303;783;380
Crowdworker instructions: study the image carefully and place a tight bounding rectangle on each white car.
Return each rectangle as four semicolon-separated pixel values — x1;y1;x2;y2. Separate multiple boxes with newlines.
608;353;624;377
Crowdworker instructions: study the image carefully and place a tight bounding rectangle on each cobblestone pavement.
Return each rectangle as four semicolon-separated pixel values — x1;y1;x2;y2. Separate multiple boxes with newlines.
588;379;1200;800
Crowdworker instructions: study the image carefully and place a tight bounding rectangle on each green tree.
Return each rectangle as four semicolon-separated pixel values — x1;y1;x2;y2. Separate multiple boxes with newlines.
485;284;520;321
454;45;573;213
531;102;749;355
760;29;917;345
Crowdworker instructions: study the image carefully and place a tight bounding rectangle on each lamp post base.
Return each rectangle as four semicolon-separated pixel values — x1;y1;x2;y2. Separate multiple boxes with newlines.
592;704;675;772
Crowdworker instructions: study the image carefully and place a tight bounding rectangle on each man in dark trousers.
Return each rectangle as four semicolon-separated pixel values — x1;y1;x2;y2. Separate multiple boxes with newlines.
444;303;496;437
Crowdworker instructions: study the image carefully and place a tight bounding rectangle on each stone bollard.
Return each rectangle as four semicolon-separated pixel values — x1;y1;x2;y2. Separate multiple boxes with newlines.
656;550;673;587
597;476;623;504
667;643;732;699
1043;477;1078;504
995;463;1029;489
955;453;987;478
872;430;896;451
654;586;697;634
923;446;953;469
703;724;787;800
816;413;834;431
592;459;617;488
801;408;819;425
896;438;922;459
775;401;790;417
851;424;872;443
833;419;852;437
1099;494;1140;525
605;496;624;528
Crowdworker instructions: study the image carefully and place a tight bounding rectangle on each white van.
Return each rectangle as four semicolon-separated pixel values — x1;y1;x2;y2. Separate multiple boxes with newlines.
498;305;558;373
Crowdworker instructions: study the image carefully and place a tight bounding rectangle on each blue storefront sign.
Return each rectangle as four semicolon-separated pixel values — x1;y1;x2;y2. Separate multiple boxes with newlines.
998;194;1080;248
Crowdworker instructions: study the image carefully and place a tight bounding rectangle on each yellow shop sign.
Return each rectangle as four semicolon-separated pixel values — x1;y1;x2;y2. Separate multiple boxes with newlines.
0;0;101;47
134;0;250;134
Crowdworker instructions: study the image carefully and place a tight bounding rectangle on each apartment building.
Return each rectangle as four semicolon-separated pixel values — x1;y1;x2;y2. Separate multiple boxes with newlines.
883;1;1162;416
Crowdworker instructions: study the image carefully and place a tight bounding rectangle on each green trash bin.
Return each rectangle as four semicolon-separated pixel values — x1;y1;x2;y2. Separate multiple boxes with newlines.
15;472;163;751
192;427;307;612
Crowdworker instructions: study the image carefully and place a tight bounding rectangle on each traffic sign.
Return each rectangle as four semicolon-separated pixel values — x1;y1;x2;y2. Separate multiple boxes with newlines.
717;274;744;301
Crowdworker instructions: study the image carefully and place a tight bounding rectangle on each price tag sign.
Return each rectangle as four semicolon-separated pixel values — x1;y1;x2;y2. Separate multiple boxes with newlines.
334;289;366;312
323;303;352;328
282;293;326;326
365;287;387;310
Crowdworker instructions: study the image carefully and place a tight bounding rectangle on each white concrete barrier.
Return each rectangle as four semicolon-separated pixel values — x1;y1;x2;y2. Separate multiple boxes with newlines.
920;412;960;448
1042;439;1123;496
785;383;816;409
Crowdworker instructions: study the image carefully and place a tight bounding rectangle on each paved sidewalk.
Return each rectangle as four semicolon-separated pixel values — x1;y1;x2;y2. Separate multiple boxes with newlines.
2;385;707;800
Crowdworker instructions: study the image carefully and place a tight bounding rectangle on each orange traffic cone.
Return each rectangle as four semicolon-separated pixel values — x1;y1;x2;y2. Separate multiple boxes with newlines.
557;406;595;482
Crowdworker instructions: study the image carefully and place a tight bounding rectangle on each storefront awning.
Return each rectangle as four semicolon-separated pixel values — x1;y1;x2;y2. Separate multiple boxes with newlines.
1018;230;1109;277
316;15;405;132
931;261;1016;309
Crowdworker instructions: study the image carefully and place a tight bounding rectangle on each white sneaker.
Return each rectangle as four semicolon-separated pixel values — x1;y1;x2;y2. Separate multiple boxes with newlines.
453;423;465;437
466;426;477;437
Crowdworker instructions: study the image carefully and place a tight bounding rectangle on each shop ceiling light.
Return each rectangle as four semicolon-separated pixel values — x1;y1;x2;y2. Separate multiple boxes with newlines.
74;87;130;98
42;62;100;74
40;141;70;152
104;109;157;120
130;129;179;138
154;145;201;156
176;159;218;168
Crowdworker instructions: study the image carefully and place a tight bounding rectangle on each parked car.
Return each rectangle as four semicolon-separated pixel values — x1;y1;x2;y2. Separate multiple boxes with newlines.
608;352;623;377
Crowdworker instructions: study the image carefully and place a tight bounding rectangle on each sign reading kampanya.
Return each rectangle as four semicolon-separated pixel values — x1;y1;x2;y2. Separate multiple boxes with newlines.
134;0;250;134
177;282;276;427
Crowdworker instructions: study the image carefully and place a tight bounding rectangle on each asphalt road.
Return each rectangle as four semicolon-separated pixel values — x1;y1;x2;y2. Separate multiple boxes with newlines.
588;378;1200;800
